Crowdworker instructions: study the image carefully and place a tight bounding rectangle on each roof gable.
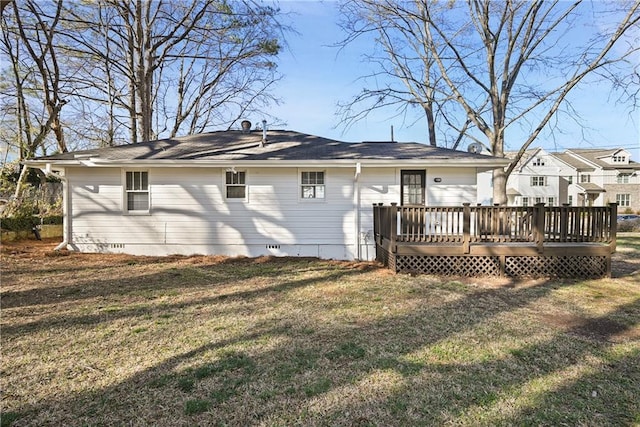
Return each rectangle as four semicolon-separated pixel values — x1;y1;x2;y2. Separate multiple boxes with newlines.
549;152;594;171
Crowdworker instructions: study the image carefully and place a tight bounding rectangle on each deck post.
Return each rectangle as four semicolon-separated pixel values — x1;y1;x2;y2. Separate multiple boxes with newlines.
534;203;545;254
609;202;617;254
390;203;398;252
373;204;380;245
462;203;471;254
560;203;569;242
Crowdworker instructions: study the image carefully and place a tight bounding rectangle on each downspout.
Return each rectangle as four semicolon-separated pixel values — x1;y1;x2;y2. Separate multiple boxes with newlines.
354;162;361;260
41;163;69;251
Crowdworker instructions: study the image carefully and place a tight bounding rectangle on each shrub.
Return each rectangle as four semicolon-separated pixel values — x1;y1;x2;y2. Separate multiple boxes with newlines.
617;219;640;232
42;215;63;225
1;178;62;231
0;216;38;232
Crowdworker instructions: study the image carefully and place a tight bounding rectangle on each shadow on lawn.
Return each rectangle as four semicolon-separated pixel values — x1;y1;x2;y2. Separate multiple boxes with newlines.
0;253;333;310
0;259;365;337
3;232;639;426
6;269;638;426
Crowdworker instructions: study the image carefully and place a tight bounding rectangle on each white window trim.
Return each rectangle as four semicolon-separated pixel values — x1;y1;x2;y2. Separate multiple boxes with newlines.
298;169;326;202
616;193;631;207
531;176;546;186
617;174;630;184
123;170;151;215
224;169;248;202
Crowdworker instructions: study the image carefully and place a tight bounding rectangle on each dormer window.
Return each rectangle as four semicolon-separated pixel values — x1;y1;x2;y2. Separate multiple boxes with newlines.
532;157;545;166
613;155;626;163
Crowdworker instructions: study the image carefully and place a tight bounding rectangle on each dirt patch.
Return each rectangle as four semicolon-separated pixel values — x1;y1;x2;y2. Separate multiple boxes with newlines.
539;312;639;343
1;237;384;273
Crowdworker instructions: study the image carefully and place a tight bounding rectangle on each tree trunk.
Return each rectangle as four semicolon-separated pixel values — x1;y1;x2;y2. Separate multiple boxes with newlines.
492;168;508;206
424;104;437;147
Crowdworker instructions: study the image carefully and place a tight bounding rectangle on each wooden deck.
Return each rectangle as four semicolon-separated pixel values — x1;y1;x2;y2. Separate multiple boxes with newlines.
373;203;617;278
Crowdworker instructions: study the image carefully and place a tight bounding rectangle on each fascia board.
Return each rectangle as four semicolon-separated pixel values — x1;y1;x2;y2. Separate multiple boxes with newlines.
25;157;512;169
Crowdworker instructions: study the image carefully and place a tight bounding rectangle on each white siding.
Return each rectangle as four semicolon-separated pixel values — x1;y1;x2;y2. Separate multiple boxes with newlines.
477;171;494;205
426;168;476;205
66;164;481;260
507;150;565;206
68;167;357;258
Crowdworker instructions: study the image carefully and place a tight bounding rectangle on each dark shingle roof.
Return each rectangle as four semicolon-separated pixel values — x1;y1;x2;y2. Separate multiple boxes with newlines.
34;130;508;164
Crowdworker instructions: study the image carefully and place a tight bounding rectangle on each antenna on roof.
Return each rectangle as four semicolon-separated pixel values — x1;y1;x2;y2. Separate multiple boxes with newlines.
391;125;394;142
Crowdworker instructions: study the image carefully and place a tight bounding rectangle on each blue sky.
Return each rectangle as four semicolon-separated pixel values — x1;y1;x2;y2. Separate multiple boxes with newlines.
268;1;640;160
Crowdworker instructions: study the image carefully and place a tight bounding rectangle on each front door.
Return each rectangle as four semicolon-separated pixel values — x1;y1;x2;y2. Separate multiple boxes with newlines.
401;170;426;206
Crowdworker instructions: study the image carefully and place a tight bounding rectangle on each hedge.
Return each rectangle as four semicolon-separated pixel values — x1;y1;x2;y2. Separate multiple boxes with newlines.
0;215;63;232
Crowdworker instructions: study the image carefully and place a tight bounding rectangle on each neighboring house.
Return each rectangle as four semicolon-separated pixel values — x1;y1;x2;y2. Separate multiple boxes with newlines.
504;148;566;207
550;151;599;206
502;147;640;210
563;148;640;211
25;127;509;260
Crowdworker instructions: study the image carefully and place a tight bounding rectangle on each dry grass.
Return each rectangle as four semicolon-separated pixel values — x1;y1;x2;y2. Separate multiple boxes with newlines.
1;236;639;426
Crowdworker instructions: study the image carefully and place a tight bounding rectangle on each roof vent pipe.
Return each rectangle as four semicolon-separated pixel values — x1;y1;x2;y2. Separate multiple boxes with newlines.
241;120;251;133
261;119;267;147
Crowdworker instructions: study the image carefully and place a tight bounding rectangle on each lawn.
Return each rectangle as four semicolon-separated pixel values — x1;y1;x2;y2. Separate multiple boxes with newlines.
1;236;639;426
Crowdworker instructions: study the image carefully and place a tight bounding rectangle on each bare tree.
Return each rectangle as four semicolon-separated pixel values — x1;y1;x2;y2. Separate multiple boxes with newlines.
337;0;455;147
58;0;286;144
1;0;67;158
0;0;67;197
338;0;640;204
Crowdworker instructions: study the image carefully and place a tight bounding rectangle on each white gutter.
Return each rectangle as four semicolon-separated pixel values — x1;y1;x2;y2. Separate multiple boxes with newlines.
24;158;512;169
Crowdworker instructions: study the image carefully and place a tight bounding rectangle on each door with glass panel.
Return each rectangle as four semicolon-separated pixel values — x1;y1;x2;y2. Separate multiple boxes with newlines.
400;170;426;239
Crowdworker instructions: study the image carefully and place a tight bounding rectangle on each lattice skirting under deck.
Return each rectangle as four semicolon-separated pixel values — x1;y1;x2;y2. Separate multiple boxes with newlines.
381;252;609;278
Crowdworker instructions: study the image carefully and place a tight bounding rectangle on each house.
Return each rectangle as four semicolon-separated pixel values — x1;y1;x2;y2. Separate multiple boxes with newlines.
560;148;640;211
550;150;600;206
25;126;510;260
503;147;640;210
504;148;566;207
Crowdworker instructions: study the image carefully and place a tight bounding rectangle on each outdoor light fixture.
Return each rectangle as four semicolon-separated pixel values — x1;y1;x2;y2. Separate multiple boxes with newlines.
434;177;442;183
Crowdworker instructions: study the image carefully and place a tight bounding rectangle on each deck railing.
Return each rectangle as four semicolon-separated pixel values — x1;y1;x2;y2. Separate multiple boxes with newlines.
373;203;617;254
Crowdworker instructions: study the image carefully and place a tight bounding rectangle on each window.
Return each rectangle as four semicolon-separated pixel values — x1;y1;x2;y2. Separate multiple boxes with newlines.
301;171;325;199
567;176;573;184
522;197;529;207
401;170;426;205
616;194;630;207
535;197;543;204
617;174;630;184
613;155;626;163
531;176;546;186
226;171;246;199
532;157;545;166
548;197;555;206
580;174;591;183
125;171;149;212
568;195;573;206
